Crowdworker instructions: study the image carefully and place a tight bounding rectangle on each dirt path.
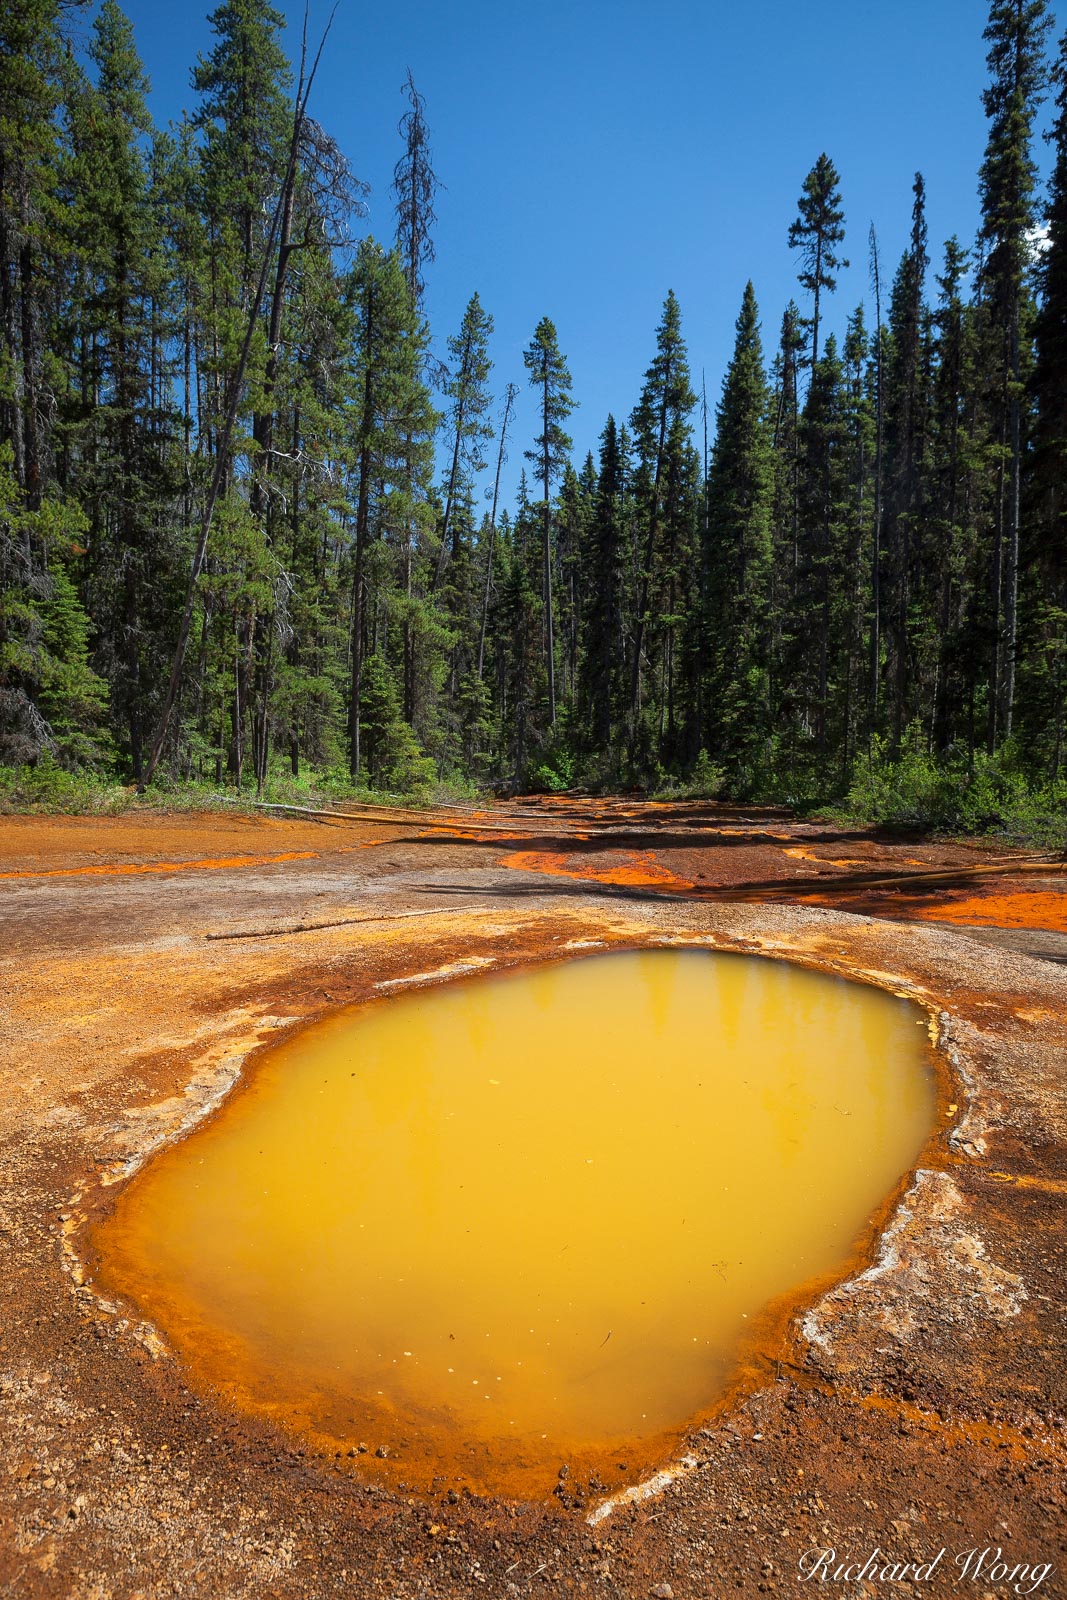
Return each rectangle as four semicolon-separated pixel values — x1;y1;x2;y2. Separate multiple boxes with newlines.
1;800;1064;1598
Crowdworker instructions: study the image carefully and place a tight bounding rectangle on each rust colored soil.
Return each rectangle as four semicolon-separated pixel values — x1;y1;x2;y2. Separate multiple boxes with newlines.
505;847;694;889
1;799;1065;1600
914;889;1067;933
0;849;323;880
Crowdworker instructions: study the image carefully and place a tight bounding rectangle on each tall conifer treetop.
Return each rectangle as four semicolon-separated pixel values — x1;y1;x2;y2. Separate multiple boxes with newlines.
393;70;438;310
524;317;574;725
788;153;848;374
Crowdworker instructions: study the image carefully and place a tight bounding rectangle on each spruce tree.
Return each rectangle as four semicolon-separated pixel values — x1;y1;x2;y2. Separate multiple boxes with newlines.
782;335;851;779
978;0;1051;741
0;0;77;509
63;0;182;779
788;154;848;375
705;282;774;779
436;292;494;584
523;317;574;727
580;415;628;758
476;381;518;681
1024;22;1067;773
627;291;695;754
883;173;931;745
1032;22;1067;557
192;0;291;302
392;71;438;311
345;240;436;777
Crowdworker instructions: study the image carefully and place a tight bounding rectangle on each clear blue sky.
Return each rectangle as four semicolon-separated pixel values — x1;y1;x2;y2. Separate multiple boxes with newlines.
73;0;1060;505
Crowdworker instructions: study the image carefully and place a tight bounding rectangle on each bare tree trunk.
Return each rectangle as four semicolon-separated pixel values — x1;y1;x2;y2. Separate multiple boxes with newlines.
869;226;884;729
542;372;556;725
1002;295;1022;739
628;365;671;742
477;382;516;679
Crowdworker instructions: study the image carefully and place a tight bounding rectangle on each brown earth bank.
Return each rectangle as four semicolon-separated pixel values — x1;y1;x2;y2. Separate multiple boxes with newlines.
1;798;1065;1599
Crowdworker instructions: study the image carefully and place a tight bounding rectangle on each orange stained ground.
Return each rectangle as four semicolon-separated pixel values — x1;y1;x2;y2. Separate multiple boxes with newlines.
505;848;694;890
92;949;935;1500
914;890;1067;933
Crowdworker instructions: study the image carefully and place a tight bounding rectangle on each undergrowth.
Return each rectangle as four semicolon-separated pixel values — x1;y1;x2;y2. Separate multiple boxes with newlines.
0;758;486;817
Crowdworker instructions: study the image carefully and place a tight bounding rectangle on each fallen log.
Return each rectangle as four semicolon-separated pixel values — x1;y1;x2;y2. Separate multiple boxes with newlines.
206;906;487;940
208;796;534;834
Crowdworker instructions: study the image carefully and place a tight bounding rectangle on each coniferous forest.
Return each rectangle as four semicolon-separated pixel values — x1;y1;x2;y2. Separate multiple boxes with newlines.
3;0;1067;833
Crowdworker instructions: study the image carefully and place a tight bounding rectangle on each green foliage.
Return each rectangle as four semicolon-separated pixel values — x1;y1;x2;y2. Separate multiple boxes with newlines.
0;457;110;766
358;653;435;795
651;748;726;801
842;727;1067;846
0;757;126;814
1;0;1065;830
705;282;774;769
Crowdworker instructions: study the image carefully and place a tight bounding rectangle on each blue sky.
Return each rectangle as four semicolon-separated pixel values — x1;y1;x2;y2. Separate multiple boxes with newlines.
74;0;1060;504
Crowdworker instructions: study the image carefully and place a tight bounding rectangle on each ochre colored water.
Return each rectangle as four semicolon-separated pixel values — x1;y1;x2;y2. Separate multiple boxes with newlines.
93;951;936;1498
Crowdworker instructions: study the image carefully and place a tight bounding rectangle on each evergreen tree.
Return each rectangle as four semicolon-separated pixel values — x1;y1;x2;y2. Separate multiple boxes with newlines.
345;240;436;777
705;283;774;779
435;292;494;584
580;415;629;758
627;290;695;753
797;335;851;771
883;172;931;744
392;71;438;311
978;0;1051;741
476;380;518;681
787;154;848;375
0;0;79;510
62;0;182;779
1026;22;1067;773
1032;22;1067;558
192;0;291;303
523;316;574;726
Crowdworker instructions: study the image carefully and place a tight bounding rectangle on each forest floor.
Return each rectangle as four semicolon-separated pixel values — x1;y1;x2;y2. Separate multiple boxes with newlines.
1;797;1066;1599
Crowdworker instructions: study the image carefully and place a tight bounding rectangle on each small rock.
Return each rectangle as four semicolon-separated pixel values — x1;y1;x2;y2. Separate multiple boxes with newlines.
651;1585;674;1599
375;1445;389;1459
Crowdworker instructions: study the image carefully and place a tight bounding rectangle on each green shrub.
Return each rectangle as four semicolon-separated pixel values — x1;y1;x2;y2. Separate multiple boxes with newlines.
841;728;1067;849
0;758;130;814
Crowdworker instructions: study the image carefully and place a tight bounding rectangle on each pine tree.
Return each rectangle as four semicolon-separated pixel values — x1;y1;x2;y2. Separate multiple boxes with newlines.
523;317;574;726
345;240;436;778
392;71;438;311
61;0;183;779
705;282;774;779
928;237;979;754
0;453;109;766
839;305;875;779
0;0;76;510
192;0;291;304
978;0;1051;742
476;380;518;681
627;290;695;754
1032;22;1067;556
788;154;848;375
883;173;931;745
435;292;494;584
579;415;629;758
792;336;851;774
